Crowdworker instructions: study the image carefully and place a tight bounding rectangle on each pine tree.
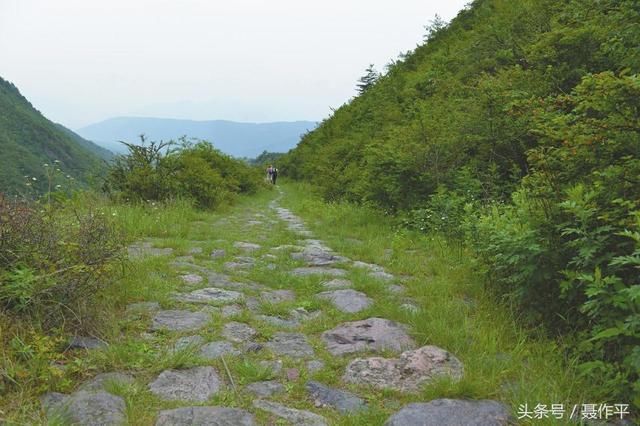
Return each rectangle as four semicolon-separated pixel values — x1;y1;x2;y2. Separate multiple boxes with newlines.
356;64;379;94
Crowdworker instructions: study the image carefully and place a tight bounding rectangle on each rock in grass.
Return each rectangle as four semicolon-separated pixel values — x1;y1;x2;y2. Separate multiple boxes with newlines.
156;406;257;426
199;341;240;360
222;322;257;343
41;390;126;425
253;400;327;426
261;289;296;304
244;380;285;397
317;289;372;313
321;279;352;289
151;310;210;332
148;366;222;402
174;335;205;351
68;336;107;350
266;332;315;358
78;372;135;392
306;381;367;414
343;345;463;392
384;399;511;426
291;267;347;277
321;317;415;356
173;287;243;304
233;241;262;252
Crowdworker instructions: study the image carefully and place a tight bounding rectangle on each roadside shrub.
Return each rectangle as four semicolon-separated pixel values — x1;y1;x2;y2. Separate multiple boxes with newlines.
104;137;263;209
0;195;123;329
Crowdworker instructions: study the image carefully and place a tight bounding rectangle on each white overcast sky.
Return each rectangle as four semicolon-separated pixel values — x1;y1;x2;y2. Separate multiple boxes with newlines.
0;0;469;129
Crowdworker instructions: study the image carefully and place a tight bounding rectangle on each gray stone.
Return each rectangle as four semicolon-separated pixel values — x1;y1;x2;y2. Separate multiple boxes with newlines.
352;261;385;272
306;360;325;373
180;274;203;285
126;301;161;313
369;270;395;282
266;332;315;358
148;366;222;402
244;296;261;312
261;289;296;304
221;304;244;318
343;345;464;392
151;310;210;332
322;317;415;356
291;267;347;277
210;249;226;259
173;255;195;264
224;257;256;270
233;241;261;252
259;360;283;376
68;336;107;350
199;341;240;360
222;322;257;343
245;380;285;397
321;279;352;290
256;315;300;328
156;406;257;426
175;335;205;351
388;284;406;294
291;246;348;266
243;342;264;352
173;287;243;304
317;289;372;313
272;244;304;252
384;399;512;426
78;372;134;392
253;400;327;426
41;390;126;425
306;381;367;414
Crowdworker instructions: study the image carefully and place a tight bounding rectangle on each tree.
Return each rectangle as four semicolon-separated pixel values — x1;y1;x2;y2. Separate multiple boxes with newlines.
356;64;379;94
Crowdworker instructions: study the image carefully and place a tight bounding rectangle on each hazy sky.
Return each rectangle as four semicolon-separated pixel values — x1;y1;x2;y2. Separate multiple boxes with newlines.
0;0;469;129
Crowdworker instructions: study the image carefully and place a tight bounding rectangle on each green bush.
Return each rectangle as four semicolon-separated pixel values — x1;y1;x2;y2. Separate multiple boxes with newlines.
104;137;263;209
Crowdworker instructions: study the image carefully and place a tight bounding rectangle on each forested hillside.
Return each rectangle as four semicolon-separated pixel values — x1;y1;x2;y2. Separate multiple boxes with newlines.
0;77;110;194
283;0;640;407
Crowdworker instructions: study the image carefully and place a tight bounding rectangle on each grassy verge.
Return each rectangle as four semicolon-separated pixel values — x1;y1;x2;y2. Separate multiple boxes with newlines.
279;181;597;425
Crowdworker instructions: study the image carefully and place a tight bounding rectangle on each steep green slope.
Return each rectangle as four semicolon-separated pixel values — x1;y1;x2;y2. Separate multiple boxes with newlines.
0;77;110;194
284;0;640;408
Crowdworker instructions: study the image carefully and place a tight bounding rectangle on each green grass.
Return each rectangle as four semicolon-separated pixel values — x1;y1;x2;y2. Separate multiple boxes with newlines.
0;183;600;425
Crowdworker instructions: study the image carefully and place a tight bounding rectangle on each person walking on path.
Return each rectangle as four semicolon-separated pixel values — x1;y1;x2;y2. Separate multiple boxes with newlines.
272;166;278;185
266;165;273;183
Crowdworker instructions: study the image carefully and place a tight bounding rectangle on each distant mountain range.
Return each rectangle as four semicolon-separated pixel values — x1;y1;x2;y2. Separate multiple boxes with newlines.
77;117;317;158
0;76;111;194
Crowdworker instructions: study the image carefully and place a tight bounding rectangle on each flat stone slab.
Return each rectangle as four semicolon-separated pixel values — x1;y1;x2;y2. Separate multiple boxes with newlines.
253;400;327;426
221;304;244;318
307;360;325;373
148;366;222;402
222;322;257;343
174;287;243;304
384;399;511;426
352;261;385;272
180;274;203;285
200;341;240;360
343;345;464;392
210;249;226;259
291;247;348;266
261;289;296;304
322;317;415;356
317;289;373;313
156;406;257;426
266;332;315;358
306;381;367;414
257;315;300;329
151;310;210;332
291;267;347;277
224;257;256;270
68;336;107;350
78;372;134;392
41;390;126;425
370;270;395;282
128;242;174;259
321;279;352;290
245;380;285;397
233;241;262;252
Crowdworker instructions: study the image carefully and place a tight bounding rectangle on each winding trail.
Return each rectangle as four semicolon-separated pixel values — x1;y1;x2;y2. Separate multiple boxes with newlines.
41;189;512;425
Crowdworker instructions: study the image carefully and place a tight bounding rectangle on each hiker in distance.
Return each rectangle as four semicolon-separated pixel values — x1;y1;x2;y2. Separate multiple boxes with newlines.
266;165;273;183
272;166;278;185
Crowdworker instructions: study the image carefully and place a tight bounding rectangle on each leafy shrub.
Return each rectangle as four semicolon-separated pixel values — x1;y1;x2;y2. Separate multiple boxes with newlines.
0;195;123;328
104;137;263;209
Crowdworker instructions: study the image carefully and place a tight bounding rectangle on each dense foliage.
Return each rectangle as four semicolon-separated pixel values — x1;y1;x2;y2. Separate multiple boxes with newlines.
0;77;110;194
283;0;640;407
104;137;263;209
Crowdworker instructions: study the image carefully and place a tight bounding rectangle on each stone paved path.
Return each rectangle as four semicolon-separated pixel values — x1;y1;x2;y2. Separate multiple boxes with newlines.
41;190;511;425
